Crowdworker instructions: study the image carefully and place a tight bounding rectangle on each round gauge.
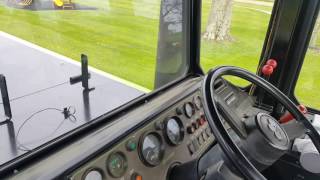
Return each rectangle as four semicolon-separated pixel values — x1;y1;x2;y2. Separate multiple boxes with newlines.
184;102;195;118
107;152;128;178
83;169;103;180
194;96;202;110
165;117;184;145
139;132;164;166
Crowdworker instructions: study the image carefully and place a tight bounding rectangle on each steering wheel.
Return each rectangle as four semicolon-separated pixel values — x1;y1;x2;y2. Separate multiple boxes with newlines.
201;66;320;180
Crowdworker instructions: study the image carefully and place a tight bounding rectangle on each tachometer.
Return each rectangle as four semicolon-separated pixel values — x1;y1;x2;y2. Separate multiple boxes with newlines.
139;132;164;167
164;117;184;145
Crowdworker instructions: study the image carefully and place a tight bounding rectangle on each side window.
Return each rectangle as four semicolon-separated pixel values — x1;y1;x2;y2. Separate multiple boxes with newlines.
295;14;320;109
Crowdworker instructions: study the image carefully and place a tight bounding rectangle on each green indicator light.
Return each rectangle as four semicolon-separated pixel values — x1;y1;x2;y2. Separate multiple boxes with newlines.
130;143;136;150
126;140;137;151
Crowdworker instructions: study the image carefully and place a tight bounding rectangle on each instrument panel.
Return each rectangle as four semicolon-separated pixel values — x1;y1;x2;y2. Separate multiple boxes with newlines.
69;91;215;180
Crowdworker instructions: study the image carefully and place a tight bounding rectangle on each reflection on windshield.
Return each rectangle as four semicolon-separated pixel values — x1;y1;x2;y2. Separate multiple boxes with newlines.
155;0;186;88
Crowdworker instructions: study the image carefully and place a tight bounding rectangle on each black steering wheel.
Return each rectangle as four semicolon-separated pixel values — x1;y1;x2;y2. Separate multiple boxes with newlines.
201;66;320;180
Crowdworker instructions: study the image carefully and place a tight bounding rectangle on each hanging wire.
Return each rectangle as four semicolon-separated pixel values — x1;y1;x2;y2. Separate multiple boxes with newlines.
15;106;77;152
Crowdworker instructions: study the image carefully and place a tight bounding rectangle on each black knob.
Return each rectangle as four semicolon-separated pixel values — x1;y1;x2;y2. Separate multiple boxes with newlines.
192;122;199;130
176;107;183;115
187;126;195;134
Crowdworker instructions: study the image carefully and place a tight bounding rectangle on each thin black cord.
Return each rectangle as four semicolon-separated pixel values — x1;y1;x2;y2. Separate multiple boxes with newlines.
15;106;76;152
0;81;69;105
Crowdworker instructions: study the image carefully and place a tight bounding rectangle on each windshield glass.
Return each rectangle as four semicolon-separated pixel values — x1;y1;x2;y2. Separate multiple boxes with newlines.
0;0;186;165
200;0;274;86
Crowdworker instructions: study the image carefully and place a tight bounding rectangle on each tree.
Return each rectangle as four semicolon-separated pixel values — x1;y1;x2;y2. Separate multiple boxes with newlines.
203;0;233;41
310;17;320;48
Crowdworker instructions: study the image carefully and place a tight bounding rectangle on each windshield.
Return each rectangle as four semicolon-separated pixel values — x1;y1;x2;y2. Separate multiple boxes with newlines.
201;0;274;86
0;0;186;165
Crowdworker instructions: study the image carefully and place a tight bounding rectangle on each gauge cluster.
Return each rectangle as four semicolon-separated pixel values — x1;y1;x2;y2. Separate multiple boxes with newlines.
69;92;215;180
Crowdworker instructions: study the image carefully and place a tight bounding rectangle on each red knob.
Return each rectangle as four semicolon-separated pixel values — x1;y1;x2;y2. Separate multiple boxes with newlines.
198;118;206;126
262;65;274;76
298;104;307;114
266;59;277;69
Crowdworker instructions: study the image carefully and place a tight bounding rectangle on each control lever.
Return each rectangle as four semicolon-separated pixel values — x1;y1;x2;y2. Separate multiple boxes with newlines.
261;59;277;81
255;59;278;110
279;105;307;123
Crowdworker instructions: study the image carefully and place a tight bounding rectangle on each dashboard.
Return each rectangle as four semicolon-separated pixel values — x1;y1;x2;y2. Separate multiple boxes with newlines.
5;73;320;180
69;91;215;180
5;77;220;180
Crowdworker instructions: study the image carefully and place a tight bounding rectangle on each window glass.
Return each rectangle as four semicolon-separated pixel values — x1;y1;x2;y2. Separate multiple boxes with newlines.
200;0;274;86
0;0;187;165
295;13;320;109
0;0;187;91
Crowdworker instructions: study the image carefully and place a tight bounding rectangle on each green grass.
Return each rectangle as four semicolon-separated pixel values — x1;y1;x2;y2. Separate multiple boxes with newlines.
0;0;160;89
0;0;319;108
200;0;272;85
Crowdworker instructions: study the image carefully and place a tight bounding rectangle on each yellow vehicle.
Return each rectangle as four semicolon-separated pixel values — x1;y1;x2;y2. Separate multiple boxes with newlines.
53;0;63;7
53;0;74;9
9;0;73;9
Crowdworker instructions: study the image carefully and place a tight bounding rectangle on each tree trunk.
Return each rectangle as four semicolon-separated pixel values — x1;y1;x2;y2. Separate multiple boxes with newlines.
310;17;320;48
203;0;233;41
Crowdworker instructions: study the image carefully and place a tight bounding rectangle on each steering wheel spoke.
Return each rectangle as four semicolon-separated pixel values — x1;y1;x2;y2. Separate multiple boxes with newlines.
216;100;248;139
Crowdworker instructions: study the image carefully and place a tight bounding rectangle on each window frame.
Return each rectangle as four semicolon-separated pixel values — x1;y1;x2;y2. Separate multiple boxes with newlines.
256;0;320;114
289;0;320;113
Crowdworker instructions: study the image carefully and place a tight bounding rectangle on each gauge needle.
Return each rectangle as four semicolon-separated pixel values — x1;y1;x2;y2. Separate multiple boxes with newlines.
147;151;152;160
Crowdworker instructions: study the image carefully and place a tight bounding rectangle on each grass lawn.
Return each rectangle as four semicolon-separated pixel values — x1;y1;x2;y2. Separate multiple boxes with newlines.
0;0;319;108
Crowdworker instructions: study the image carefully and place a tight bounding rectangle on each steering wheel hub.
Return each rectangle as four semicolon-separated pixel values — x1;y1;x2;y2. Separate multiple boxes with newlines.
256;113;289;150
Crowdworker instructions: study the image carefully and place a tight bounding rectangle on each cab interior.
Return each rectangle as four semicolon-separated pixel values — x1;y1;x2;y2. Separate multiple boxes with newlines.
0;0;320;180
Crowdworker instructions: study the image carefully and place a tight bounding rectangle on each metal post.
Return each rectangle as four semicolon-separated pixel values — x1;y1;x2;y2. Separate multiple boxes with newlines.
0;74;12;121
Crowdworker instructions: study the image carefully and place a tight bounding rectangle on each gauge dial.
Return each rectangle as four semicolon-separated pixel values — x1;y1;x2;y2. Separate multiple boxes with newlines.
107;152;127;178
184;102;195;118
139;132;164;166
165;117;184;145
83;169;103;180
194;96;202;110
